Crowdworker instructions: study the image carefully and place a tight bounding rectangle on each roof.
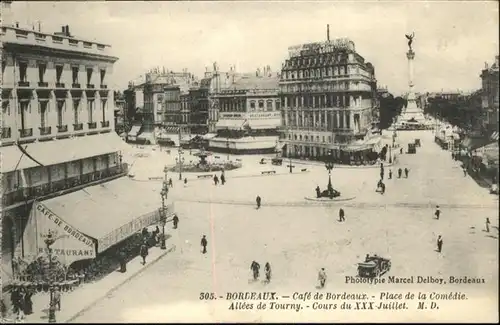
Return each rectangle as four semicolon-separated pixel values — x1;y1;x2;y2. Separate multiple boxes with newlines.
41;177;163;245
222;75;280;91
1;133;128;173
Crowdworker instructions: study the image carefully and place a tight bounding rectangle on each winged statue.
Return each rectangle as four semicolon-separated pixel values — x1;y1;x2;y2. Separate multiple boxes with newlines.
405;32;415;51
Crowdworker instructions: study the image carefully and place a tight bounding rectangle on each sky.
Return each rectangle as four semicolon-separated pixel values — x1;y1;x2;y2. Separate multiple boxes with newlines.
7;1;499;95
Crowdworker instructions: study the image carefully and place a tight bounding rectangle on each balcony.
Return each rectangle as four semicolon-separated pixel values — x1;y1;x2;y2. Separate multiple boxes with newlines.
86;84;95;89
39;126;52;135
57;125;68;133
73;123;84;131
1;127;12;138
2;163;129;208
56;82;65;88
37;81;49;87
18;81;30;87
88;122;97;129
72;83;81;88
19;128;33;137
100;84;108;89
101;121;110;128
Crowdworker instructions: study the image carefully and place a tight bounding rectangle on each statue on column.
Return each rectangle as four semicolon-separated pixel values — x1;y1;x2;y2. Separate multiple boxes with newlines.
405;32;415;51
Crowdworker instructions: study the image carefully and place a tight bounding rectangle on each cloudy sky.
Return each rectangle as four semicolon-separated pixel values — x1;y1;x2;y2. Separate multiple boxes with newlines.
8;1;499;95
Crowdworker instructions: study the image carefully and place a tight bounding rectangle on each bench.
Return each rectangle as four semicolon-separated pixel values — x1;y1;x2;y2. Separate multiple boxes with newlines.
301;168;307;172
261;171;276;175
197;174;213;179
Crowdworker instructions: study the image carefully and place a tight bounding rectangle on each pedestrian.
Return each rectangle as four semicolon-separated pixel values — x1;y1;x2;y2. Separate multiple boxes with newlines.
404;168;409;178
435;205;440;220
436;235;443;253
141;227;148;239
23;285;33;316
380;170;384;180
265;262;272;283
213;175;219;185
388;169;392;179
169;178;173;188
53;287;61;311
250;261;260;280
400;148;403;154
184;178;188;187
201;235;208;254
221;174;226;185
119;249;127;273
380;182;386;195
318;268;327;288
398;168;402;178
173;214;179;229
485;217;490;233
338;208;345;222
140;241;148;265
256;195;261;209
463;167;467;177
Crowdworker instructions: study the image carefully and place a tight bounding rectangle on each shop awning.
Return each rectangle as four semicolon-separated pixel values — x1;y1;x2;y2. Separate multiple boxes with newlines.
40;177;175;253
1;133;128;173
202;133;217;140
215;120;243;129
477;142;499;163
461;136;491;151
128;125;142;137
491;132;499;141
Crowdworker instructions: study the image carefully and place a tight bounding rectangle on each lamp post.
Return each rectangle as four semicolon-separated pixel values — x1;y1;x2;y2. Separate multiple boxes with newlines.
160;183;168;250
325;150;334;192
176;150;184;180
43;230;57;323
226;127;230;161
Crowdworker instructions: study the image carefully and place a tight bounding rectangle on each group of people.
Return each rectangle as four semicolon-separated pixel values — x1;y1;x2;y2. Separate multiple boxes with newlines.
9;285;34;320
250;261;272;283
213;171;226;186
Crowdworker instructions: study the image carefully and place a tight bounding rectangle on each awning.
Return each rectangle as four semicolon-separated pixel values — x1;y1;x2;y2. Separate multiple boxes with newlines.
40;177;175;253
477;142;499;163
180;135;196;142
137;132;154;141
164;126;180;133
202;133;217;140
1;133;128;173
215;120;242;129
461;137;491;150
491;132;499;141
128;125;142;137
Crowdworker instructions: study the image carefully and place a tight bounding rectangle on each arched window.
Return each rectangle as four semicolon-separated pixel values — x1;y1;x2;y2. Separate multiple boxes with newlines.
266;100;273;111
299;135;303;141
305;135;308;141
289;134;291;140
294;134;298;140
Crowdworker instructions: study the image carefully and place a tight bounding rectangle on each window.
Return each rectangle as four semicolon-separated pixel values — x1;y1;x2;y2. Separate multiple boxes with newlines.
57;100;64;126
2;101;10;116
1;60;6;75
39;101;48;127
288;134;291;140
250;101;256;110
19;62;28;82
328;136;332;143
294;135;297;140
266;100;273;111
276;100;281;110
299;135;303;141
305;135;309;141
101;99;107;121
86;67;93;84
100;69;106;85
258;101;264;109
316;136;320;142
73;100;80;123
38;63;46;82
55;65;63;83
72;66;79;84
88;100;94;122
322;136;325;143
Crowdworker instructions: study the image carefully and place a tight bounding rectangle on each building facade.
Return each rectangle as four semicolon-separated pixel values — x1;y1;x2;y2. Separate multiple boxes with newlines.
279;34;378;161
480;56;499;134
208;68;282;154
1;14;127;287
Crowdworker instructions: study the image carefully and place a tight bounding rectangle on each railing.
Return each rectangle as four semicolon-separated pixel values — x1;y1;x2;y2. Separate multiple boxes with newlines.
56;82;65;88
18;81;30;87
73;123;84;131
39;126;52;135
86;84;95;89
101;121;110;128
38;81;48;87
2;163;129;208
72;83;81;88
1;127;12;138
57;125;68;133
88;122;97;129
19;128;33;137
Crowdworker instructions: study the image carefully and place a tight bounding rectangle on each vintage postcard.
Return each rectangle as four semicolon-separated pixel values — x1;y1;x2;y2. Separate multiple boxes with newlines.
1;0;498;323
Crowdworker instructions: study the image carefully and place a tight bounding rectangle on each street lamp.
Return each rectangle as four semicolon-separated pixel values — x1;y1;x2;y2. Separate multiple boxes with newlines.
226;127;230;161
325;150;334;192
160;182;168;250
175;150;185;181
43;230;57;323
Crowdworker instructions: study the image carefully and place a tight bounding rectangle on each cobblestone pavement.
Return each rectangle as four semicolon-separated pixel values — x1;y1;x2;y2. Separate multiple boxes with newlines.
27;130;499;323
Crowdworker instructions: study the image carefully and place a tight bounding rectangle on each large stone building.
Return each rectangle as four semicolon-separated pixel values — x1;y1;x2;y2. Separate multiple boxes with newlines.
1;5;166;290
279;28;378;162
480;55;499;137
208;66;282;154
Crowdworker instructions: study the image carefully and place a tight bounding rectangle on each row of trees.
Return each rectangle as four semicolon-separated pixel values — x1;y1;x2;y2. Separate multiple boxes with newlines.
378;94;406;129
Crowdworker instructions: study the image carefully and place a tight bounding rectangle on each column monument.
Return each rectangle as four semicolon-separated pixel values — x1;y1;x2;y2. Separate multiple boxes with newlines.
396;32;427;129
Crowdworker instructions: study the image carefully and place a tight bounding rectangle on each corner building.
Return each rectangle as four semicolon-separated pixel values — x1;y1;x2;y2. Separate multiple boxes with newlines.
280;35;378;162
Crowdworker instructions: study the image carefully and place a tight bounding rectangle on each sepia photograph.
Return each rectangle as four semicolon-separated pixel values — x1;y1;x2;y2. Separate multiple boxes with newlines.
1;0;498;323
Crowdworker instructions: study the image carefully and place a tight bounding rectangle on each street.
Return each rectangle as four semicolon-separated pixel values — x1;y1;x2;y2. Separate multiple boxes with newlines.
71;130;498;323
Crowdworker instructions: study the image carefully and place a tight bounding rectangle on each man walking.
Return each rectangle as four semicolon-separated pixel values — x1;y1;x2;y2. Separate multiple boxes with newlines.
201;235;208;254
388;169;392;179
436;235;443;253
173;214;179;229
140;241;149;265
256;195;262;209
398;168;402;179
485;217;491;233
221;173;226;185
213;175;219;186
435;205;441;220
338;208;345;222
169;178;173;188
404;168;409;178
318;268;327;288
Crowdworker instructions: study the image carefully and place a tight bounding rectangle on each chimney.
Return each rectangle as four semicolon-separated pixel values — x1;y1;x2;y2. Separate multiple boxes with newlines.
62;26;66;33
65;25;70;36
38;21;41;32
327;24;330;41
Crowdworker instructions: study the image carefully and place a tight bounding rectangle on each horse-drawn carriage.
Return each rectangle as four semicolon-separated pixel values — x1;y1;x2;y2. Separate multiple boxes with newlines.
357;254;391;278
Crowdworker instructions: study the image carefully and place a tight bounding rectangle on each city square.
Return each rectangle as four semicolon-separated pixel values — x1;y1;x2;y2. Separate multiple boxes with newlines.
1;1;498;324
